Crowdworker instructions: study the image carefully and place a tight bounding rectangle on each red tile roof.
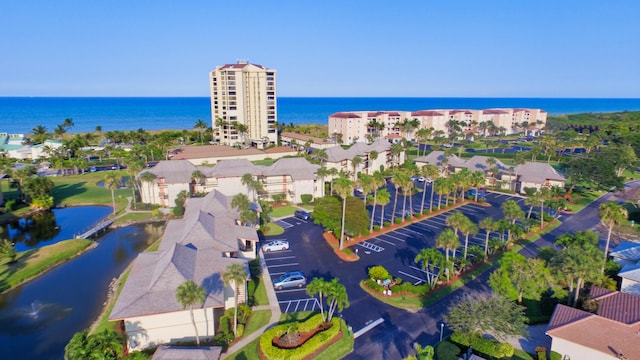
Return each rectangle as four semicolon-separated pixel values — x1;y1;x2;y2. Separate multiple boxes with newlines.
591;286;640;324
412;110;444;116
483;109;510;114
329;112;361;119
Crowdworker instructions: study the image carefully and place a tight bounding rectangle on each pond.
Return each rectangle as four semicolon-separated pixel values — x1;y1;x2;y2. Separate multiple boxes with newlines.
1;206;112;252
0;222;165;360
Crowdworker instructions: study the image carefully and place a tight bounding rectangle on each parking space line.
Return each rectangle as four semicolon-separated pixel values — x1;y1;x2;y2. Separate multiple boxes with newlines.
358;241;384;252
275;288;307;294
276;220;294;229
264;256;297;261
398;270;424;285
396;227;423;235
380;233;406;242
267;263;300;268
372;237;396;246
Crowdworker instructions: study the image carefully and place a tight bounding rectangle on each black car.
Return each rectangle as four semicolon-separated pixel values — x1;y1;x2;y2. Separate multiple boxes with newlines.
294;210;311;221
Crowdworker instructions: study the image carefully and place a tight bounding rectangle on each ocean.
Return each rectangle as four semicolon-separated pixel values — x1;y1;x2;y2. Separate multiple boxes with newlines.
1;97;640;134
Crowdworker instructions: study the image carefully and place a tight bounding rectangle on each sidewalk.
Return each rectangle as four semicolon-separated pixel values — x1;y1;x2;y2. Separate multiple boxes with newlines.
222;249;282;358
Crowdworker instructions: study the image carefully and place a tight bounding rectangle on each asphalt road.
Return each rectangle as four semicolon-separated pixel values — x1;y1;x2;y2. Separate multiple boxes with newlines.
260;181;640;358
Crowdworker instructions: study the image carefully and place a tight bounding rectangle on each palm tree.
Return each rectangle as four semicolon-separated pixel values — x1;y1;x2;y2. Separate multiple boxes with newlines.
377;189;391;228
416;127;434;156
501;199;525;243
194;119;208;144
599;202;628;272
175;280;206;345
479;217;496;256
357;173;373;209
436;228;460;281
333;176;354;250
368;151;379;174
241;173;256;200
391;171;405;222
54;124;66;140
325;278;349;321
191;170;205;196
125;159;144;209
460;218;478;260
351;156;362;177
419;165;438;214
306;277;328;322
31;124;49;144
446;211;468;238
139;171;157;204
222;263;248;335
414;248;444;288
390;142;404;168
369;171;386;231
104;172;122;215
470;170;486;202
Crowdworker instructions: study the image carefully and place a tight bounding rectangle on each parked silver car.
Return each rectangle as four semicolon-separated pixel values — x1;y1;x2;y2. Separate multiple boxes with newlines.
273;271;306;290
262;240;290;252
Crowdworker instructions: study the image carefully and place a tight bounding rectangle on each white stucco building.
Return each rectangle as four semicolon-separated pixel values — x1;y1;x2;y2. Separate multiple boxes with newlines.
109;190;258;352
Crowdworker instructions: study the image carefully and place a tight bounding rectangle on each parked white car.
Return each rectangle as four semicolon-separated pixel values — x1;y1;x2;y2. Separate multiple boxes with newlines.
262;240;290;252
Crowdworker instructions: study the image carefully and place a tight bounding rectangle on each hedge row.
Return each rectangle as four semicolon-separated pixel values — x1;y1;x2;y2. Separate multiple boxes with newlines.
451;332;514;359
259;314;341;360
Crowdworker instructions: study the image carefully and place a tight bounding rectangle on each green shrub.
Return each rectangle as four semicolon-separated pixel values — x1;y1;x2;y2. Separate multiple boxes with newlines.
550;351;562;360
436;340;461;360
383;221;391;227
362;229;370;236
422;209;430;215
172;203;185;216
394;277;403;285
343;248;353;256
413;213;420;218
259;314;341;360
5;199;15;211
219;315;230;334
394;218;402;224
300;194;313;204
453;332;515;359
365;278;384;292
404;282;430;295
236;323;245;338
373;225;381;231
151;209;160;218
368;265;391;280
248;259;261;278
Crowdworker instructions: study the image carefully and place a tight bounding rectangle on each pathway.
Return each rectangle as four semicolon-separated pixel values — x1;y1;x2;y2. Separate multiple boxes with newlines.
222;249;282;358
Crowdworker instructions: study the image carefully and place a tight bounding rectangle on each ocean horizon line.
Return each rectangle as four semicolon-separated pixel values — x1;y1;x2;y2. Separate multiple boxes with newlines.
2;96;640;100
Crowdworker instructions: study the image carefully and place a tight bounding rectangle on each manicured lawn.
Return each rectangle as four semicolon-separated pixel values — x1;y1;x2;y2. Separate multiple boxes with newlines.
51;171;130;211
262;222;284;236
224;337;261;360
313;318;354;360
253;277;269;306
114;212;156;224
565;190;602;213
270;205;297;218
0;239;93;292
244;309;271;337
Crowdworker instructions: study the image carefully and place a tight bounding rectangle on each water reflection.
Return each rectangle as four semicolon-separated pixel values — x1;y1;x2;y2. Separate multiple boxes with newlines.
0;222;165;360
1;206;111;251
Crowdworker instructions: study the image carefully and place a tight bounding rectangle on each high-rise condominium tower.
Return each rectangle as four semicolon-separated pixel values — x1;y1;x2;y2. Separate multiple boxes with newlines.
209;61;277;148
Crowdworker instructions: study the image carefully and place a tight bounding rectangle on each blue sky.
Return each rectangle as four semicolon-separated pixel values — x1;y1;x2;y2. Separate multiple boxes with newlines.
1;1;639;97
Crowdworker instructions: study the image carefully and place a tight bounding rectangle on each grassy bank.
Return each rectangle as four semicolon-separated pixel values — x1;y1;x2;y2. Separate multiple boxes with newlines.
51;171;130;211
0;239;94;293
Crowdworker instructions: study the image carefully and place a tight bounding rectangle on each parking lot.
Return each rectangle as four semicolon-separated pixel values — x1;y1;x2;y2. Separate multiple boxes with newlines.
260;187;535;330
262;215;323;313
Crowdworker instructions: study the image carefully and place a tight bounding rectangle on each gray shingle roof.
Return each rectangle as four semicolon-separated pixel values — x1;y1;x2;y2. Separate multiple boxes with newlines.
208;159;263;177
324;139;391;162
159;191;259;253
146;160;197;184
109;190;256;320
109;244;246;320
263;157;319;180
514;162;565;183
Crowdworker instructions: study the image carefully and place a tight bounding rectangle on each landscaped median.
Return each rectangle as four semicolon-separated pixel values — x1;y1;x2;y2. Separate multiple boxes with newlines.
359;219;562;311
0;238;94;293
258;313;349;360
323;200;474;261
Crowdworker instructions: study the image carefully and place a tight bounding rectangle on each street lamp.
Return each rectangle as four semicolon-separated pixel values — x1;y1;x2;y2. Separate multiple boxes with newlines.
439;322;445;342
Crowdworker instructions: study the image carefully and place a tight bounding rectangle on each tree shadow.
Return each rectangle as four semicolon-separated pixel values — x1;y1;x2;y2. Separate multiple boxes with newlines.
393;247;415;266
0;249;34;293
52;182;89;203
